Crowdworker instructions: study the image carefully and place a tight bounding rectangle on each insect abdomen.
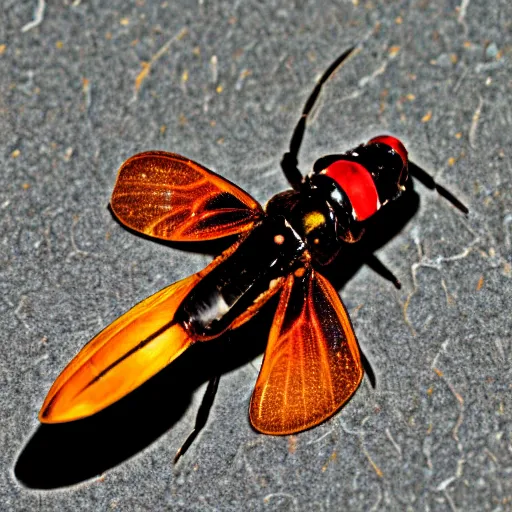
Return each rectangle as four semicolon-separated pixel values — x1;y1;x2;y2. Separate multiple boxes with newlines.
175;216;305;339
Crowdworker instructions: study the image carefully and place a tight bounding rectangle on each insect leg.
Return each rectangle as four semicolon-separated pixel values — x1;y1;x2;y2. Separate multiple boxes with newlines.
174;374;221;464
281;46;357;190
409;161;468;214
365;254;401;290
360;350;376;388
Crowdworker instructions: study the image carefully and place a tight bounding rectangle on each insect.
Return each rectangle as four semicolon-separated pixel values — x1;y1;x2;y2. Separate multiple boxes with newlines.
39;47;467;461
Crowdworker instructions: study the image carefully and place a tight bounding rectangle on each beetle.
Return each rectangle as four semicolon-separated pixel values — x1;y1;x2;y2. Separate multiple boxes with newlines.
39;47;467;461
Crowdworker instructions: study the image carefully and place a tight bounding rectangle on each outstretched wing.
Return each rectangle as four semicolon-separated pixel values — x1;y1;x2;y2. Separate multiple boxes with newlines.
250;267;363;435
39;273;201;423
110;152;264;241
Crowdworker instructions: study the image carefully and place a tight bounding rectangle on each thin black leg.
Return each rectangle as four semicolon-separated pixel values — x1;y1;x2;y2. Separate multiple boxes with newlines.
365;254;401;289
409;161;469;214
281;46;357;190
360;350;376;389
174;374;221;464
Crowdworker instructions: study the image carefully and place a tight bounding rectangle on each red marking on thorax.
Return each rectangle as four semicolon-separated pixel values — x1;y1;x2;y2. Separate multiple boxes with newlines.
368;135;408;167
325;160;379;221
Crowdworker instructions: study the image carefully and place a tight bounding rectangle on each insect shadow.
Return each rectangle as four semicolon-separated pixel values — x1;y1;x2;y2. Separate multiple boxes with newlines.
15;180;419;490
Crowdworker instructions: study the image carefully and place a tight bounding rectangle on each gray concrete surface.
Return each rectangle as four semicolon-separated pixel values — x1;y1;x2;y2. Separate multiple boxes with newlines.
2;0;511;510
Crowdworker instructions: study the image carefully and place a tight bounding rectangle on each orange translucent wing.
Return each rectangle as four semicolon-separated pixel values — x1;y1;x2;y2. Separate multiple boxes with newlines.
111;152;263;241
250;267;363;435
39;274;200;423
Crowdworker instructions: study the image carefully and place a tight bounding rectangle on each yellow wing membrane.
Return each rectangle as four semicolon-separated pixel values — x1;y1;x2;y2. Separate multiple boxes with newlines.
39;274;200;423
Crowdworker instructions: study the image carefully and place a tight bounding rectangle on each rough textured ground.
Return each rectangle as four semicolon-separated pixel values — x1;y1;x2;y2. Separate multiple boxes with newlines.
2;1;511;510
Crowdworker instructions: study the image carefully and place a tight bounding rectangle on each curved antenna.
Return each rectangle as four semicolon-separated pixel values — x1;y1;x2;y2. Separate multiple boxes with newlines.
281;46;358;190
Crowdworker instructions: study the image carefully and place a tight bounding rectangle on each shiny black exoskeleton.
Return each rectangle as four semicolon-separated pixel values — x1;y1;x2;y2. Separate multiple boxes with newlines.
175;47;467;341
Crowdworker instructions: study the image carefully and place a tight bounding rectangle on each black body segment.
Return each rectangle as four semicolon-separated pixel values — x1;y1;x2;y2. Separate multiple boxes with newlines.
313;142;407;206
175;216;306;339
266;189;342;265
308;173;363;244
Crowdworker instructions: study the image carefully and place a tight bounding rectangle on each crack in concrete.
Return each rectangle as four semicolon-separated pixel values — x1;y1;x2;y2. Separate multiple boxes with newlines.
21;0;46;33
